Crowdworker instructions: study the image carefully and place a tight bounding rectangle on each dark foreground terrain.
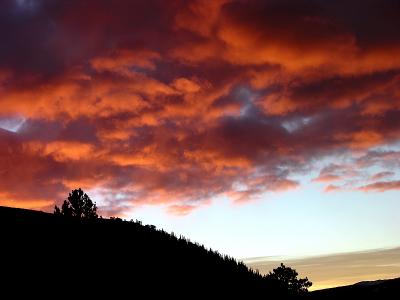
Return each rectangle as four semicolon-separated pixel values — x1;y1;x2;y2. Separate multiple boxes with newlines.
1;206;280;298
310;278;400;300
2;206;399;299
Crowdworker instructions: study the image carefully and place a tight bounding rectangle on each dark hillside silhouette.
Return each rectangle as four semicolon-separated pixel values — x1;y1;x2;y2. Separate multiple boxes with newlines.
309;278;400;300
1;188;309;299
0;207;277;297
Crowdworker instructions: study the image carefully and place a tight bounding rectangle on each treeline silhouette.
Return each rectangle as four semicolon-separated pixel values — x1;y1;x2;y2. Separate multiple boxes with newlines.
2;189;311;299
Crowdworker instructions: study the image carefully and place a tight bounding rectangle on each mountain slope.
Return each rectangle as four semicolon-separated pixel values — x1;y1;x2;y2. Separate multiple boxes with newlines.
1;206;275;298
309;278;400;299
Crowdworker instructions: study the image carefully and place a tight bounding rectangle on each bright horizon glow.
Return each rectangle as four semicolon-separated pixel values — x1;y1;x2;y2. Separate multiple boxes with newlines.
244;246;400;290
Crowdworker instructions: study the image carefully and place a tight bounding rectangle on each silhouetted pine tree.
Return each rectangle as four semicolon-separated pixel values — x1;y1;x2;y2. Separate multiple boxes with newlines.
54;188;98;219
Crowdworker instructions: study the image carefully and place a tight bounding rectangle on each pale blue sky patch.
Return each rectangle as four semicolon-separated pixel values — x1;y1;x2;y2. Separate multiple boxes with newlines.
0;116;25;132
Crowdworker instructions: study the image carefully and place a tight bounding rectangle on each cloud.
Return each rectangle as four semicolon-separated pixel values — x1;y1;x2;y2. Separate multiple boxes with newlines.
0;0;400;214
167;204;197;216
359;180;400;192
313;175;341;183
312;164;351;183
324;185;342;193
90;49;161;73
356;150;400;168
370;171;395;181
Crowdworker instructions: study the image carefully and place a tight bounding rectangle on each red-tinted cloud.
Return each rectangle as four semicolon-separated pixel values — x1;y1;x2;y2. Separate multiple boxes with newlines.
359;181;400;192
0;0;400;215
167;204;198;216
324;185;342;193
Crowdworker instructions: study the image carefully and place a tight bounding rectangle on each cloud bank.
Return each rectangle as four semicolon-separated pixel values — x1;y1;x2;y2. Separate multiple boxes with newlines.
1;0;400;214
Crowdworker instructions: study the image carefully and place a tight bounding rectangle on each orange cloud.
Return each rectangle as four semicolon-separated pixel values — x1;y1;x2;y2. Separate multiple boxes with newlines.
174;0;228;36
324;185;342;193
28;141;96;162
0;190;53;210
167;204;197;216
172;78;202;94
90;49;160;72
335;131;384;149
359;181;400;192
1;0;400;215
313;174;342;183
370;171;395;181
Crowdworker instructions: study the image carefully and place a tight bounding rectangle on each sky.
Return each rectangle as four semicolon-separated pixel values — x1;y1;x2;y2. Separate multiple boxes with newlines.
245;247;400;290
1;0;400;287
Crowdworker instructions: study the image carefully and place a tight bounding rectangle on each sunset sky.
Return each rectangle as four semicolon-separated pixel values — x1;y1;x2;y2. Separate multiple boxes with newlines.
1;0;400;288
